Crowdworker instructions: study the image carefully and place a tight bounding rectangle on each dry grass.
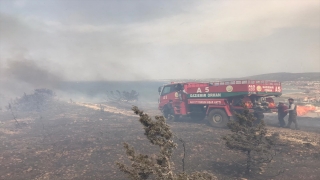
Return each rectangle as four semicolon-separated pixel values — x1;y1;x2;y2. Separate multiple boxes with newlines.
0;101;319;180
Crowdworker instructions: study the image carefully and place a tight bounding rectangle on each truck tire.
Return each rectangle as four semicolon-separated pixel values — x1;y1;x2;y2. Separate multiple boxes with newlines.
207;109;228;127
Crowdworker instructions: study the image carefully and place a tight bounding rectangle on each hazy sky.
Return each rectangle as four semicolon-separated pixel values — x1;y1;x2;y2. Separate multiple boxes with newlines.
0;0;319;81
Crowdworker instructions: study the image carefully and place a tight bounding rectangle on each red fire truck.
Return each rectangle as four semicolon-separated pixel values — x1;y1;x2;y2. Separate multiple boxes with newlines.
158;80;282;127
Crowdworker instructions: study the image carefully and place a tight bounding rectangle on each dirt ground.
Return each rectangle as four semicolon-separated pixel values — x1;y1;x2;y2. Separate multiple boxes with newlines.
0;100;320;180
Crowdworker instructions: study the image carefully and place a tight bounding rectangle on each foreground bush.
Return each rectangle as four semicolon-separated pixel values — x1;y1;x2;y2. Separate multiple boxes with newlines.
116;106;216;180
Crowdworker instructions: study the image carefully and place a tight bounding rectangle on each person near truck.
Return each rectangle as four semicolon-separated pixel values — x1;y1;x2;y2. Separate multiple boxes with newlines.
285;98;299;130
277;102;288;127
163;100;174;119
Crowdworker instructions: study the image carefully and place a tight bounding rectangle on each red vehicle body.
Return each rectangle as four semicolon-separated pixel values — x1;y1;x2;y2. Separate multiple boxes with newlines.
158;80;282;127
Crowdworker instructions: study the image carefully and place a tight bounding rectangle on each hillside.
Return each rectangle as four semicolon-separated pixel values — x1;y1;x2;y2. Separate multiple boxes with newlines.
240;72;320;81
165;72;319;83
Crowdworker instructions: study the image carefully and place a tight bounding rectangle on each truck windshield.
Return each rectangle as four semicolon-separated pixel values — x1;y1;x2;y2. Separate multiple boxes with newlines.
161;85;174;95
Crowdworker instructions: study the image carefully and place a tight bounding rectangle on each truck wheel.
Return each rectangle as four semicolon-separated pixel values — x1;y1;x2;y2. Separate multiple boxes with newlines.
208;109;228;127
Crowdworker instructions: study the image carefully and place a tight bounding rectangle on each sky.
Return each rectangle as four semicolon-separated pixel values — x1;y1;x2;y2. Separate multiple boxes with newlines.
0;0;319;82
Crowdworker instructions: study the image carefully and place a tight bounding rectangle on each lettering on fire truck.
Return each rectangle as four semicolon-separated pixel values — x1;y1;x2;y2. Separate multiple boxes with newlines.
189;100;222;104
190;94;207;97
262;86;274;92
190;93;221;98
248;85;255;91
208;93;221;97
196;87;209;93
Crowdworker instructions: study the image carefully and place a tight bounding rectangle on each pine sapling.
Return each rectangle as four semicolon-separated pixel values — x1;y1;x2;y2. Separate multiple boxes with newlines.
116;106;217;180
223;105;274;175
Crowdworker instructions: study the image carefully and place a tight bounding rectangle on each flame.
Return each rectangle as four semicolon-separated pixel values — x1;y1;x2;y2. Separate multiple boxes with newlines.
245;102;252;108
268;103;276;108
297;105;316;116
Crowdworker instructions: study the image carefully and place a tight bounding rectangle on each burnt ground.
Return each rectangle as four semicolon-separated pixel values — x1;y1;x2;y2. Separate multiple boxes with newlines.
0;100;320;180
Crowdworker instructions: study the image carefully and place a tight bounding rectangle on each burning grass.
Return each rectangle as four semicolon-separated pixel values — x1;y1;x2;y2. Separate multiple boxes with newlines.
0;100;319;179
297;105;317;116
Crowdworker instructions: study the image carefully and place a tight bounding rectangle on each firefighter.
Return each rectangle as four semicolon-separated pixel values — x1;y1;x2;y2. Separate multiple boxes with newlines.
163;100;174;119
175;84;184;101
285;98;299;130
277;102;287;127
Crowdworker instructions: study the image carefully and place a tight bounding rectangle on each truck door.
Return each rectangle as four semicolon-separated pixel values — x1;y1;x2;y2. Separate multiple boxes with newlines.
159;85;176;110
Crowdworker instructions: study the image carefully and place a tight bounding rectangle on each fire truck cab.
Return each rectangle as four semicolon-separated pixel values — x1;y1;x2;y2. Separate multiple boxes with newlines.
158;80;282;127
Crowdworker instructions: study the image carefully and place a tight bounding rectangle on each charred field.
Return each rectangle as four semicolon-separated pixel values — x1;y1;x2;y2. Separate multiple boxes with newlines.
0;100;320;180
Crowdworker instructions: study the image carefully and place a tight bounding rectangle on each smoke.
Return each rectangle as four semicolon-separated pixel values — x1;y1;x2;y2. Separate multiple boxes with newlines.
0;53;65;108
4;59;63;88
0;0;319;108
1;1;319;80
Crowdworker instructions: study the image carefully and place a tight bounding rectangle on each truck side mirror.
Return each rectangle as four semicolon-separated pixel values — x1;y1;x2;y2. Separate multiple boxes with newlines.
158;87;162;94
